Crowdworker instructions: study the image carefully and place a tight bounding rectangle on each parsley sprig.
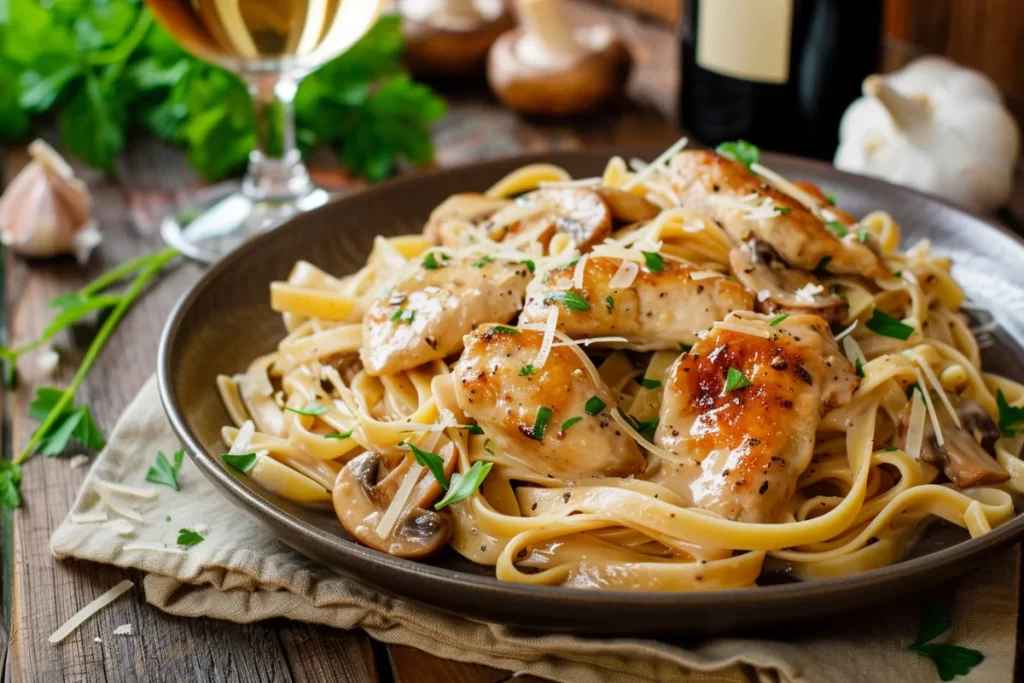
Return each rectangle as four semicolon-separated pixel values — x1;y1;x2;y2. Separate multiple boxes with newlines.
146;449;185;491
907;603;983;681
716;140;760;169
996;390;1024;437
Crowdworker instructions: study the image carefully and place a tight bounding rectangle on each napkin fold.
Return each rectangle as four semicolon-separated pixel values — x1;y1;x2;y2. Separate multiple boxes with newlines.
51;377;1019;683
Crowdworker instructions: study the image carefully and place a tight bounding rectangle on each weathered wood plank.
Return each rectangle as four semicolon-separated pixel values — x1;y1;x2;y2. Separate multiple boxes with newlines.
276;621;379;683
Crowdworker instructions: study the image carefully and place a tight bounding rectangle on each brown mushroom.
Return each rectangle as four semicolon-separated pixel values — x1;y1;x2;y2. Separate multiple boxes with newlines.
487;187;612;251
401;0;515;80
729;241;849;324
594;186;661;223
486;0;632;116
422;192;512;244
333;450;456;558
897;393;1009;488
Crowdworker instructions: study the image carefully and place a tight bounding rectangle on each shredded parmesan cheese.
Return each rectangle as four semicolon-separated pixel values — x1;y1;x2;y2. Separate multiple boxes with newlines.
37;346;59;374
372;235;408;269
914;368;944;448
71;510;109;524
757;289;771;303
905;388;927;459
93;480;158;499
113;624;133;636
121;542;187;555
914;355;961;429
843;336;867;367
795;283;824;302
712;193;780;221
553;336;629;347
689;270;724;281
93;484;144;522
106;519;135;536
623;137;688;190
573;254;588;289
487;200;551;232
608;259;639;288
533;306;559;369
749;163;825;217
48;580;134;643
69;454;90;469
375;462;424;539
229;420;256;454
610;409;691;466
835;320;858;342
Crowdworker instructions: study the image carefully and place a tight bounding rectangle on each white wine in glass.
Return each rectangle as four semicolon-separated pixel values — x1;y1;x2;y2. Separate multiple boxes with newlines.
146;0;383;262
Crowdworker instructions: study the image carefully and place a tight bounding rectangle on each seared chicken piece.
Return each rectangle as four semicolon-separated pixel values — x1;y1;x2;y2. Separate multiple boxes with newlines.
453;325;647;478
423;193;512;245
361;258;532;376
670;151;887;278
652;312;859;523
519;256;753;350
488;188;612;252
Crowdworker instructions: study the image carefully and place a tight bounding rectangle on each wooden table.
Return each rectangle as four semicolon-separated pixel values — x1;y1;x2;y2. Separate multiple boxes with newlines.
2;5;1023;682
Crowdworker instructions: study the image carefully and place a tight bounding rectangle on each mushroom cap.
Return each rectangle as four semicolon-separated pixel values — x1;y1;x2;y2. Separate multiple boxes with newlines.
422;192;512;244
333;452;454;559
403;8;515;79
594;186;661;223
488;187;612;251
487;25;632;116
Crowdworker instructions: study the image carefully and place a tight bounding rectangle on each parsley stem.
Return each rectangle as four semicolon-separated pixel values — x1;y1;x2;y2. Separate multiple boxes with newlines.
80;246;179;299
15;248;178;464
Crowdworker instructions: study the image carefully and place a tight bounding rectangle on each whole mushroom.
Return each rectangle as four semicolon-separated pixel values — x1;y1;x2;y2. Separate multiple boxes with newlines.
487;0;632;116
401;0;515;79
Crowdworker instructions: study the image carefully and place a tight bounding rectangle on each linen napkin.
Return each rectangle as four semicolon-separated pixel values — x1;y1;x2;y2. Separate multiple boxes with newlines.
51;377;1020;683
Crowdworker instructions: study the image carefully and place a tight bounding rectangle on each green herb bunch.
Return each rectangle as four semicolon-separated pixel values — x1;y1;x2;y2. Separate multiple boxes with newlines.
0;2;445;181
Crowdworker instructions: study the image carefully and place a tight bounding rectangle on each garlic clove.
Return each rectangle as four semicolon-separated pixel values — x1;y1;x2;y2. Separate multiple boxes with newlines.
0;139;99;263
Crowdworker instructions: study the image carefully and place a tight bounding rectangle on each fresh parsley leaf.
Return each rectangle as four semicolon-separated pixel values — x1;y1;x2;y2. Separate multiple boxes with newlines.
725;367;752;392
636;416;659;440
826;220;849;238
519;364;537;377
177;528;205;547
530;406;553;441
221;452;259;473
774;206;791;215
286;401;330;416
390;308;404;322
146;449;185;491
639;378;661;390
908;603;984;681
434;461;492;510
996;390;1024;437
404;443;448;490
883;446;899;452
324;430;354;439
544;291;590;312
388;293;407;306
560;416;583;432
472;256;494;268
29;387;64;421
679;342;692;352
489;325;520;335
40;294;122;342
0;461;23;509
521;259;536;274
422;252;440;269
29;388;106;456
60;70;125;175
642;251;665;273
857;230;870;243
854;358;865;378
715;139;760;169
605;295;614;312
826;193;837;206
768;314;789;326
584;396;606;416
866;309;915;340
463;424;484;435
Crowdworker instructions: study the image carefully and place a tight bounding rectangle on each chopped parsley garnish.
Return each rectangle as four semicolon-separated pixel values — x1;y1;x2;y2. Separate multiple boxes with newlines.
774;206;792;215
642;251;665;273
605;295;614;312
561;416;583;432
826;193;837;206
519;364;537;377
623;413;658;439
866;309;914;340
584;396;606;416
28;387;106;456
489;325;520;335
434;461;493;510
403;442;449;490
530;406;554;441
422;252;441;269
221;452;259;473
544;291;590;312
177;529;205;547
472;256;494;268
390;308;415;323
854;358;865;378
146;449;185;491
725;367;752;392
857;230;870;243
907;603;984;681
826;220;849;237
639;378;661;390
285;401;330;417
521;259;536;273
390;308;403;322
996;390;1024;437
324;430;353;439
440;253;451;260
883;446;899;452
716;139;760;169
768;314;789;326
814;255;832;274
465;424;484;435
679;342;692;352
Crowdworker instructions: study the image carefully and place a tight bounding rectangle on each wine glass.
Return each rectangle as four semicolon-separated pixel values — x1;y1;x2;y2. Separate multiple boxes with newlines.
146;0;384;263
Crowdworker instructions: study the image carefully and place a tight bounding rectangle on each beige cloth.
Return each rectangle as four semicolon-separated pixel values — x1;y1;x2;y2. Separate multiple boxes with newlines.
51;377;1019;683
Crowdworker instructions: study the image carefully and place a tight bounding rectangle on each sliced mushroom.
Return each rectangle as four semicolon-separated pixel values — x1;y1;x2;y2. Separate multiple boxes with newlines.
423;192;512;244
729;241;849;324
401;0;515;80
594;186;661;223
898;393;1009;488
487;0;632;116
488;187;612;252
333;451;456;558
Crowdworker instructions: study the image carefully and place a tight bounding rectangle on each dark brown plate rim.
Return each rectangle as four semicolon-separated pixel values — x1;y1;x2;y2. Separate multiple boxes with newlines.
157;148;1024;614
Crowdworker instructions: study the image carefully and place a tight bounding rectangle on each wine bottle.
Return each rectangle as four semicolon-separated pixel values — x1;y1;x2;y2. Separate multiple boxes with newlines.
680;0;883;160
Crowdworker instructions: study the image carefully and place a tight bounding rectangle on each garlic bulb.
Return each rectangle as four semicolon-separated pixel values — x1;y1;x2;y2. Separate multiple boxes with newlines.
835;56;1020;213
0;139;101;263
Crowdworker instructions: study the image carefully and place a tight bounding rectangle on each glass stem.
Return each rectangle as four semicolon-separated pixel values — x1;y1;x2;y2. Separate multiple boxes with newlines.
243;75;312;203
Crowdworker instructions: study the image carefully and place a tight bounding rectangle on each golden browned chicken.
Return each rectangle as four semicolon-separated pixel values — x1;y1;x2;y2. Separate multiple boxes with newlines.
670;151;887;279
652;312;859;523
519;256;753;350
361;258;532;376
453;324;647;478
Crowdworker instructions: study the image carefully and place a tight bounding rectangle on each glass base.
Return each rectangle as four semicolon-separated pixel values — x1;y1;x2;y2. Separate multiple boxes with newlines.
161;181;330;264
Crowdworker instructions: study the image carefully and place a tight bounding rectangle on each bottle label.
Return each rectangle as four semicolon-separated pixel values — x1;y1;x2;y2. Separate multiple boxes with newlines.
696;0;793;84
